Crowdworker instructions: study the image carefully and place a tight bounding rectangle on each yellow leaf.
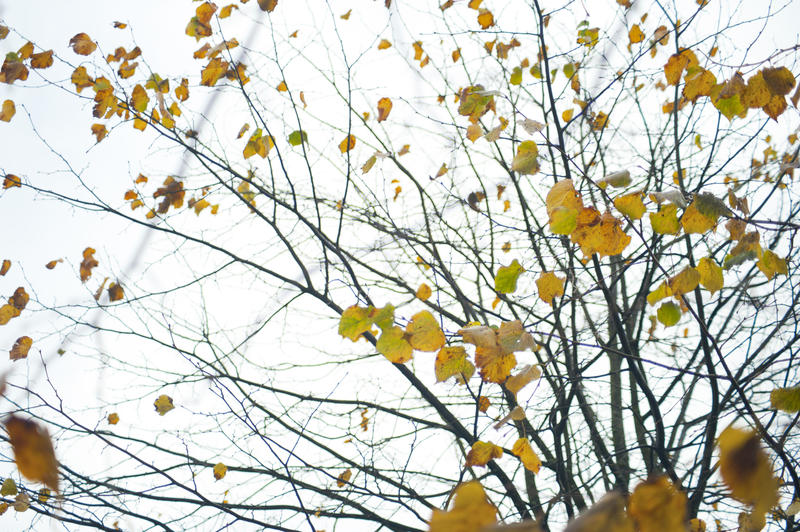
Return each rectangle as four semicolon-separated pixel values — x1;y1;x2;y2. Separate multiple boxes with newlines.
649;204;680;235
5;416;59;492
219;4;238;18
276;80;288;92
696;257;723;294
761;66;796;96
465;441;502;467
511;141;539;175
434;346;474;383
771;386;800;413
466;123;483;142
647;281;672;306
566;493;634;532
340;9;351;20
664;48;698;86
213;462;227;480
416;283;432;301
562;108;574;122
628;476;688;532
339;135;356;153
614;192;646;219
9;336;32;361
669;266;700;297
683;67;716;102
428;481;497;532
377;39;391;50
0;99;15;122
406;311;445;351
628;24;644;46
0;478;16;496
757;249;788;280
570;209;631;258
0;259;10;275
201;58;228;87
107;413;119;425
336;469;352;487
511;438;541;474
377;97;392;122
681;202;717;234
717;427;779;530
536;272;565;305
154;394;175;416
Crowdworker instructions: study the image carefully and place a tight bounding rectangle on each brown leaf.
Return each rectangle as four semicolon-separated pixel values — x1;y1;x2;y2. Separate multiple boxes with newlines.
257;0;278;12
5;416;59;492
69;33;96;55
79;247;98;282
9;336;32;361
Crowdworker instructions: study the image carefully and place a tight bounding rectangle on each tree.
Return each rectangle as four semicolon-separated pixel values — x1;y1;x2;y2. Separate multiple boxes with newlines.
0;0;799;530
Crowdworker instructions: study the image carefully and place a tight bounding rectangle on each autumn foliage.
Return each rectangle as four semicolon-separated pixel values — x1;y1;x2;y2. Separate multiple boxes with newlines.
1;1;800;531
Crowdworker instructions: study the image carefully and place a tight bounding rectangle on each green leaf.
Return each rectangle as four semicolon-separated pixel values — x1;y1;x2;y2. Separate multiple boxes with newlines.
288;130;308;146
770;387;800;413
376;326;413;363
511;141;539;175
714;94;744;121
495;259;525;294
657;302;681;326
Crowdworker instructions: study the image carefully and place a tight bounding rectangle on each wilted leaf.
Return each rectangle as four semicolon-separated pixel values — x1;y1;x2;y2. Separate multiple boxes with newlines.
213;462;227;480
536;272;564;305
107;413;119;425
336;468;352;487
406;310;445;351
495;259;524;294
564;492;633;532
570;209;631;258
628;476;687;532
465;441;502;467
107;282;124;302
0;52;29;84
69;33;96;55
458;85;493;122
5;416;59;492
761;66;796;96
428;481;497;532
598;170;631;189
90;123;107;143
511;438;541;474
9;336;32;361
13;492;29;512
30;50;53;69
0;259;9;275
505;364;541;397
770;387;800;413
154;394;175;416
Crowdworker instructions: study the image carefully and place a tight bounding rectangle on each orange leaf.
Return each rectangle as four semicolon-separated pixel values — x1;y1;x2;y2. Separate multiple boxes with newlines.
107;282;124;302
79;247;98;282
5;416;59;492
30;50;53;69
377;39;392;50
336;468;352;487
1;99;16;122
377;97;392;122
465;441;502;467
339;134;356;153
0;259;9;275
